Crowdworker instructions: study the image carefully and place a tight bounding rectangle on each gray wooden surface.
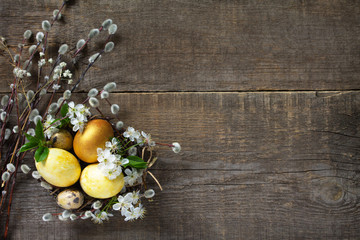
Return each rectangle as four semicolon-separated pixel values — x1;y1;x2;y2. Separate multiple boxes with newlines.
1;0;360;239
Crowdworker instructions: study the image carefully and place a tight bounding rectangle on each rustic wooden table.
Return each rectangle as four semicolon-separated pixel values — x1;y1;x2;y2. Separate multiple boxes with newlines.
1;0;360;239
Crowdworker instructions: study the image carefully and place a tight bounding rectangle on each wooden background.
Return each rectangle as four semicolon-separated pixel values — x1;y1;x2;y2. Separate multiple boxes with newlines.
1;0;360;239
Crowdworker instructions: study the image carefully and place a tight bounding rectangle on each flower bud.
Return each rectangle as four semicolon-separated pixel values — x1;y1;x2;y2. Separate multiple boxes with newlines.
172;142;181;153
89;53;101;63
110;104;120;114
32;171;41;179
36;32;44;42
20;164;31;174
29;109;39;122
58;44;69;55
63;90;71;100
104;82;116;92
87;88;98;97
42;213;53;222
48;103;59;114
33;115;42;125
76;39;86;50
29;45;37;55
104;42;114;53
115;121;123;130
6;163;15;173
2;172;10;182
100;91;109;99
23;30;32;40
108;24;117;35
88;97;99;108
13;125;19;134
27;90;34;101
42;20;51;32
0;112;7;122
40;88;47;96
1;95;9;106
88;29;99;39
144;189;155;198
53;9;61;20
40;181;52;190
102;19;112;30
4;128;11;140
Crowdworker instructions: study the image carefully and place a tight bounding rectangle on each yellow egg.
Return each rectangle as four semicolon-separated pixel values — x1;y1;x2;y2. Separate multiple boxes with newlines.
73;119;114;163
80;163;124;199
35;148;81;187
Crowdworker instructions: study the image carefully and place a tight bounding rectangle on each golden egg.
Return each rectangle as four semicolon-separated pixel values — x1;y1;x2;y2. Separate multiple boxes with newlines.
73;119;114;163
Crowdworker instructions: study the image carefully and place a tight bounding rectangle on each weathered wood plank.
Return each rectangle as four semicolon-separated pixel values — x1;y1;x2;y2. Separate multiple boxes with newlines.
1;0;360;92
1;92;359;239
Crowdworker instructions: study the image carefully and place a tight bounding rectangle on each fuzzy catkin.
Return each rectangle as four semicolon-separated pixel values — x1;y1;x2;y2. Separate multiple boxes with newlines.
89;53;101;63
23;30;32;39
36;32;44;42
42;20;51;32
87;88;98;97
58;44;69;55
108;24;117;35
100;91;109;99
104;82;116;92
88;29;99;39
63;90;71;100
104;42;115;53
89;97;99;108
102;19;113;30
111;104;120;114
1;95;9;106
76;39;85;50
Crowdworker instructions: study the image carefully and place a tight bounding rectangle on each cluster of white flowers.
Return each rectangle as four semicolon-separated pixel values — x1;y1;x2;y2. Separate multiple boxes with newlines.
97;138;129;180
66;101;91;132
13;67;31;78
124;168;143;186
123;127;155;147
112;191;145;221
43;114;60;139
90;210;113;224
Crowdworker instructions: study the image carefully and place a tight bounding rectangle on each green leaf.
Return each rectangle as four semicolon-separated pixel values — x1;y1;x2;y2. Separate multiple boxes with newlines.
35;120;45;142
60;103;69;117
127;156;144;162
35;146;49;162
19;141;38;153
124;156;148;169
24;133;39;144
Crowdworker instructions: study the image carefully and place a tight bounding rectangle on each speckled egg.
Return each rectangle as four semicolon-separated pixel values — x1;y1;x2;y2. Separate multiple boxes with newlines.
56;189;84;210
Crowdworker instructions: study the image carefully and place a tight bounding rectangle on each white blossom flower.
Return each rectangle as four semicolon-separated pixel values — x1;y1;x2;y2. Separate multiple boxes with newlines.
113;194;133;211
48;58;53;64
122;204;145;221
126;190;140;204
123;127;140;142
52;84;61;90
70;116;86;132
42;213;52;221
63;69;72;78
44;114;60;139
91;210;113;224
105;138;119;153
59;62;67;68
141;131;156;147
124;168;142;186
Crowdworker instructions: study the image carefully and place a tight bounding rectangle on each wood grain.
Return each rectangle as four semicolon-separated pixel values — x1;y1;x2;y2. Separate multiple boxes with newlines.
0;0;360;92
1;92;359;239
